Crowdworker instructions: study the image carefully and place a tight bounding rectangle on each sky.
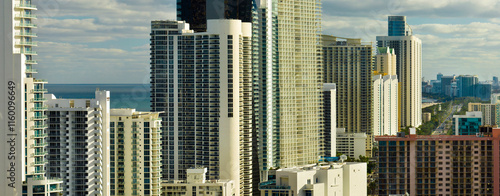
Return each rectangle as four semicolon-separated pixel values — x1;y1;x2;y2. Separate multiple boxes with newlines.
34;0;500;84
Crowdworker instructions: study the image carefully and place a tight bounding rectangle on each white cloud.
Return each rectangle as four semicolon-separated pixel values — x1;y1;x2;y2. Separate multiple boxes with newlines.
35;42;150;84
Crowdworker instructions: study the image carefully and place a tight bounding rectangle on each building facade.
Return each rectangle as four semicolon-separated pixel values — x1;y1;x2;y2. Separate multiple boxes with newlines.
109;109;162;196
323;84;337;157
1;0;63;195
161;168;235;196
258;162;367;196
457;75;478;98
452;111;483;135
373;74;399;136
177;0;252;32
468;103;498;126
388;16;412;36
376;129;500;196
375;47;397;76
377;16;422;129
323;35;373;156
45;91;111;196
150;20;253;195
336;128;367;159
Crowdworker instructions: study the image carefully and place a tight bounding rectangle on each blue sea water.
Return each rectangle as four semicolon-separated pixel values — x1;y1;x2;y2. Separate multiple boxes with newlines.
45;84;151;111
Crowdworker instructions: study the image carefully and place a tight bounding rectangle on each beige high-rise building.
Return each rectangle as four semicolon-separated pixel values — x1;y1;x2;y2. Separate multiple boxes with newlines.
274;0;323;168
109;109;162;196
322;35;374;157
377;16;422;128
375;47;397;75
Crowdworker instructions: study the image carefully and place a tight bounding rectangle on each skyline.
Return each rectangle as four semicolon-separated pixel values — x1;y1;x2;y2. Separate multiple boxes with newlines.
34;0;500;84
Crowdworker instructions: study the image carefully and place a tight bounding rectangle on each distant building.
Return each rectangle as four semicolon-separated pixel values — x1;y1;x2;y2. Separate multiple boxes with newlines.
323;83;337;157
109;109;162;196
457;75;478;97
323;35;374;157
377;16;422;129
453;111;482;135
336;128;367;159
437;73;443;81
373;74;399;136
440;76;455;97
259;162;367;196
45;91;111;196
468;103;498;126
422;112;431;123
161;168;235;196
476;82;492;101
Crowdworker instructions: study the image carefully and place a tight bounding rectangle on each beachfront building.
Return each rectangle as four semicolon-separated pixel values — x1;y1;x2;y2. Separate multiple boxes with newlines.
109;109;163;196
45;90;111;196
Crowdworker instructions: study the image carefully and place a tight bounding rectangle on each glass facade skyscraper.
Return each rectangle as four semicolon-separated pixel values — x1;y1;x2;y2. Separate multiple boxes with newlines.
177;0;253;32
388;16;412;36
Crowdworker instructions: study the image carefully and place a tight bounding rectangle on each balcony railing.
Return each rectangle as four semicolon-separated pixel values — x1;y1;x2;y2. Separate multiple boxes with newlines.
16;22;37;28
15;14;37;18
26;69;38;73
16;41;38;46
15;32;37;37
15;3;37;9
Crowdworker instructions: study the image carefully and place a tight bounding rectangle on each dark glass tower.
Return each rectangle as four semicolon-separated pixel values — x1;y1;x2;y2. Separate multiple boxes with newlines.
177;0;253;32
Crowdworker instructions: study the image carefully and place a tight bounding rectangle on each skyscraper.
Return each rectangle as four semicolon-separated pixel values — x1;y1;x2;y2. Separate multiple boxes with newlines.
457;75;478;97
109;109;162;196
388;16;413;36
323;83;337;157
45;91;111;196
323;35;374;156
1;1;63;195
252;0;323;182
150;20;253;195
377;16;422;128
373;75;399;136
177;0;253;32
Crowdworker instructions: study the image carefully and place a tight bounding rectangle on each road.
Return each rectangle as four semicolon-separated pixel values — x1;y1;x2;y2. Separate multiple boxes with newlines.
432;104;462;135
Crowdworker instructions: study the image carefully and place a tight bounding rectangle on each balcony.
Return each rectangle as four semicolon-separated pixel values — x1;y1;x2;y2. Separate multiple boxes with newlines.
15;3;37;9
31;124;48;129
31;115;47;120
31;89;47;93
15;32;37;37
31;160;48;166
31;151;47;156
26;60;38;64
34;79;47;83
30;142;47;148
21;50;37;55
31;170;46;174
15;14;37;18
16;41;38;46
26;68;38;73
31;98;46;102
31;106;48;111
30;133;48;138
16;22;37;28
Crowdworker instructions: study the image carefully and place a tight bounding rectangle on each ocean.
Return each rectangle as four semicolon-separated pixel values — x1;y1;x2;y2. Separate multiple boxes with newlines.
45;84;151;111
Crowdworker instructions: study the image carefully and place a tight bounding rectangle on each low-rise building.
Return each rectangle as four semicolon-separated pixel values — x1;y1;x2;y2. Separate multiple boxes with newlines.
453;111;482;135
258;162;367;196
161;168;235;196
336;128;367;159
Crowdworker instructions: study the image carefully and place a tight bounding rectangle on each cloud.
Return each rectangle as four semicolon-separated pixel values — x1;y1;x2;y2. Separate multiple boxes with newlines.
35;42;150;84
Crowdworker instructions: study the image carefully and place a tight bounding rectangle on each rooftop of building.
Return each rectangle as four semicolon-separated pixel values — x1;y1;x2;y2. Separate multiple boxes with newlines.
376;127;500;141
